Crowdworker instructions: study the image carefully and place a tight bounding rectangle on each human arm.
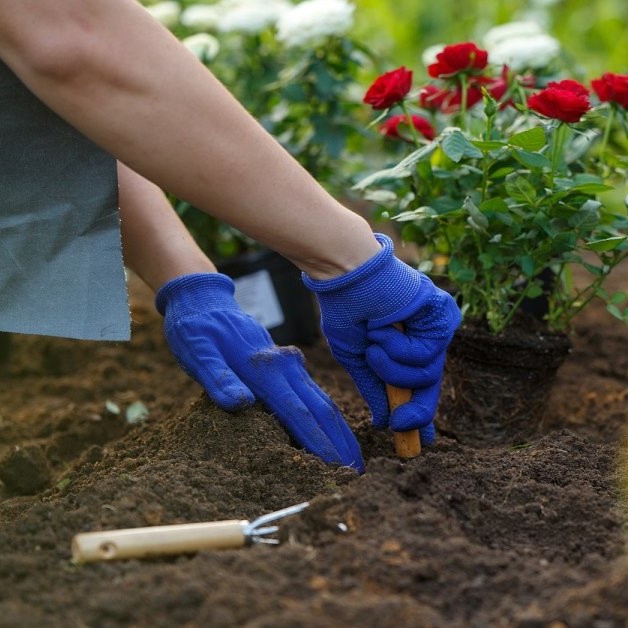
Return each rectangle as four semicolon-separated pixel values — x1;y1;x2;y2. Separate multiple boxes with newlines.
0;1;461;448
117;162;364;471
117;162;217;289
0;0;380;280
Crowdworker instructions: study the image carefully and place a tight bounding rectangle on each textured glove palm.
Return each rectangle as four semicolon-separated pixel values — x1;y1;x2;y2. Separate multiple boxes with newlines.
303;233;461;445
156;273;364;472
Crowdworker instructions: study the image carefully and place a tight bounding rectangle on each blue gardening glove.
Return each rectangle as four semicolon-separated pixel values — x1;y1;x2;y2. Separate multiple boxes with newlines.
156;273;364;472
303;233;461;446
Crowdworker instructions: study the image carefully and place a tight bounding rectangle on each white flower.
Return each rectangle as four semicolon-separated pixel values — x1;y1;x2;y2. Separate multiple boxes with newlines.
180;5;222;31
182;33;221;61
421;44;446;68
144;1;181;29
217;0;291;34
482;21;544;49
276;0;355;47
488;33;561;71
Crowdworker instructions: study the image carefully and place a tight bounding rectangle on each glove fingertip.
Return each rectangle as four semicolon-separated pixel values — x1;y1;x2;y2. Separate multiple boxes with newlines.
334;419;365;473
419;422;436;446
207;384;256;412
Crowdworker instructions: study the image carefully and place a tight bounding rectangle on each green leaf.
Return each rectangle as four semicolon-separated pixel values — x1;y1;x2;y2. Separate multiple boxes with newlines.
416;159;433;181
441;129;483;162
524;281;544;299
463;197;489;229
513;149;551;170
505;174;537;203
479;197;510;214
448;256;476;282
478;253;495;269
570;182;614;194
471;139;506;151
582;262;605;276
553;177;613;196
394;206;436;222
363;189;398;204
517;255;535;277
585;236;627;252
489;166;516;179
507;126;546;151
607;304;628;322
353;142;436;189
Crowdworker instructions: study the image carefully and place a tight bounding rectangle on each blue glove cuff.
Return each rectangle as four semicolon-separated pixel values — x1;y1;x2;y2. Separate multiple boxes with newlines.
302;233;422;328
155;273;239;317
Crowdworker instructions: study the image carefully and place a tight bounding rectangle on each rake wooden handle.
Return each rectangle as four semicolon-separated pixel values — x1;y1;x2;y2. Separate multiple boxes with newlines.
71;520;249;564
387;323;421;459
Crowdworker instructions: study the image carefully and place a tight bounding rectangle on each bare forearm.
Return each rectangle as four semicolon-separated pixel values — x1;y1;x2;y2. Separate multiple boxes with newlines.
0;0;380;278
117;163;217;292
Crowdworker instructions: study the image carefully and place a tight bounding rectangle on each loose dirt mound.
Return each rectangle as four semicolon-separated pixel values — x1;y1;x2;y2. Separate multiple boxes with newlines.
0;270;626;627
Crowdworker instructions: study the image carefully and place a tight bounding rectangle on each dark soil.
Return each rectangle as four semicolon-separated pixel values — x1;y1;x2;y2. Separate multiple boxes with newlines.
0;265;627;628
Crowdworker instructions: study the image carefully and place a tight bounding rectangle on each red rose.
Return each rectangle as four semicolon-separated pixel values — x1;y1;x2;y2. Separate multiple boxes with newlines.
547;79;590;98
419;84;449;111
444;84;484;111
427;42;489;78
380;114;436;141
363;66;413;110
482;66;511;106
527;79;591;123
419;83;482;113
591;72;628;109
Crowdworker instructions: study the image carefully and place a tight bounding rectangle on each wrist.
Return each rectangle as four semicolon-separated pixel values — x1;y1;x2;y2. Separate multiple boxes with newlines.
155;272;237;317
289;215;381;280
303;233;423;327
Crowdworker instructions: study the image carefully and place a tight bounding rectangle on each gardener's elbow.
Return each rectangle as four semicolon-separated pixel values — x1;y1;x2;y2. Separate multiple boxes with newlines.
0;12;96;86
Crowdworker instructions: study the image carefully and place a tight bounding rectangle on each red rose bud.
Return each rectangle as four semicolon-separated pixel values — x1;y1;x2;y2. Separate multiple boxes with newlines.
380;114;436;141
527;79;591;123
427;42;489;78
364;66;413;110
591;72;628;109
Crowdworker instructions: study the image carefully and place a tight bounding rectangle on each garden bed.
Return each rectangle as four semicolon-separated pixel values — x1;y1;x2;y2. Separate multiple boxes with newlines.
0;266;626;627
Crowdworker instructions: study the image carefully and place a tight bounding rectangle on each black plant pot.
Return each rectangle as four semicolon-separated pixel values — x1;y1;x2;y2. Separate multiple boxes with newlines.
217;249;320;346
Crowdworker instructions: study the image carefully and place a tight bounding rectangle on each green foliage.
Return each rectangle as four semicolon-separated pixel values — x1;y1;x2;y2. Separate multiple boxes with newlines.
355;41;628;334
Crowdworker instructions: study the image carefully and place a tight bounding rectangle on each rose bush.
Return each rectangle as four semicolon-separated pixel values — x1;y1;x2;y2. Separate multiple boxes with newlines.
356;27;628;334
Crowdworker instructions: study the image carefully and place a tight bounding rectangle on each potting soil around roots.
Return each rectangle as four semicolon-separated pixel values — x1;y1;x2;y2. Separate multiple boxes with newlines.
0;264;627;628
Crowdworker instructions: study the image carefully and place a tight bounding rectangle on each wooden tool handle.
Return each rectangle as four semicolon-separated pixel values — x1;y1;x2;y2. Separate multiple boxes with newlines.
387;323;421;459
71;520;249;564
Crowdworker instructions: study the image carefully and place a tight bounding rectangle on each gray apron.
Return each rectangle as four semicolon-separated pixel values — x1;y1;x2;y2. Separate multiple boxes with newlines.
0;61;130;340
